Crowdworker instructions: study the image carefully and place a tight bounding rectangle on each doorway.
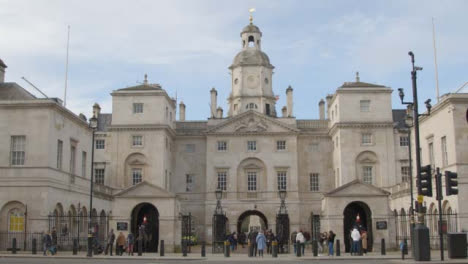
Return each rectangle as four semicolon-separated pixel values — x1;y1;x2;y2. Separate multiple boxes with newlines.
343;201;373;252
237;210;268;233
131;203;159;252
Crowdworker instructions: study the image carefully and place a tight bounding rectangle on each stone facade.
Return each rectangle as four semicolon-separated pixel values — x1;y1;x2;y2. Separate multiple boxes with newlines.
0;20;467;253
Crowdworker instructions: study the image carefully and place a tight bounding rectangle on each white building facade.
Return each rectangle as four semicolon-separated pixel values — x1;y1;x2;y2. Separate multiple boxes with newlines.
0;21;467;253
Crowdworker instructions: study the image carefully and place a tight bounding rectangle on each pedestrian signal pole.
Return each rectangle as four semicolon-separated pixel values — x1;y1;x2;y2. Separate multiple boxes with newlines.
435;168;444;261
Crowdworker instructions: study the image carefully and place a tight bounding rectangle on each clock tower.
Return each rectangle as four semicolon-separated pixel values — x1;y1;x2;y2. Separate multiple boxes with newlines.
227;19;276;117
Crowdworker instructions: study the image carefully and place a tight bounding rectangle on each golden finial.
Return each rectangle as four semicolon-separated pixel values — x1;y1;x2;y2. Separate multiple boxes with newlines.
249;8;256;24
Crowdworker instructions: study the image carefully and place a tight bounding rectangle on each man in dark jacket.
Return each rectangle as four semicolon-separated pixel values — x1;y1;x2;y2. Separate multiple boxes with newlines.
42;231;52;256
105;229;115;256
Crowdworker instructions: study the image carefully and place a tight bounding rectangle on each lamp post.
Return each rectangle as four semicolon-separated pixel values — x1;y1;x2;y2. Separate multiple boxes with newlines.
278;189;287;214
212;188;225;254
214;188;223;215
397;51;432;261
276;189;289;253
87;114;98;257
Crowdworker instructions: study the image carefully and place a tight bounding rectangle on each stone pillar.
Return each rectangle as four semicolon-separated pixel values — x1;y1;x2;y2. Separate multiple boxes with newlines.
0;59;7;83
286;86;293;117
179;101;186;121
216;107;223;119
319;99;325;120
210;88;217;118
282;106;287;117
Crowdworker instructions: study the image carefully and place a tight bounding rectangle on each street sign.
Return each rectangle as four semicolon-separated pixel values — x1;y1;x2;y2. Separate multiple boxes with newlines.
417;195;424;204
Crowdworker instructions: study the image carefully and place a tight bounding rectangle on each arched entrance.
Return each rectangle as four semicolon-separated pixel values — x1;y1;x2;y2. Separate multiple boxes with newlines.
343;201;373;252
131;203;159;252
237;210;268;233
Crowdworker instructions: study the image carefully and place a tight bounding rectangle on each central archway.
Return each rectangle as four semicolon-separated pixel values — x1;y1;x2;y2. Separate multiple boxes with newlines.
131;203;159;252
237;210;268;234
343;201;373;252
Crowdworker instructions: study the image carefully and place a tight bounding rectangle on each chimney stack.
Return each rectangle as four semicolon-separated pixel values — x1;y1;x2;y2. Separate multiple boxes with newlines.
286;85;293;117
319;99;325;120
179;101;186;121
282;106;287;117
210;87;217;118
93;103;101;117
216;107;223;118
0;59;7;83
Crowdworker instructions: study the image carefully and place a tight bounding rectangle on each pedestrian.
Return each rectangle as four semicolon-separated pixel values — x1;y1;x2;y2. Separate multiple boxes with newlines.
127;232;134;256
361;230;368;255
266;230;274;254
256;230;267;257
42;231;52;256
105;229;115;256
296;230;305;256
351;227;361;256
116;232;126;256
318;232;325;253
328;230;335;256
51;227;57;246
238;232;246;248
290;230;297;254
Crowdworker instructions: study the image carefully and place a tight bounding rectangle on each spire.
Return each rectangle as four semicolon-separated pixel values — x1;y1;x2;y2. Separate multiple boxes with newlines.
249;8;255;25
144;74;148;84
355;72;360;82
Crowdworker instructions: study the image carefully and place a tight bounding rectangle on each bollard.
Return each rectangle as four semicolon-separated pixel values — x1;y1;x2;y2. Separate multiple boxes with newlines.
336;239;340;256
224;240;230;257
381;238;386;255
272;241;278;258
313;240;318;257
182;240;187;257
73;239;78;255
201;241;206;257
138;239;143;256
32;238;37;255
12;238;17;254
160;240;164;256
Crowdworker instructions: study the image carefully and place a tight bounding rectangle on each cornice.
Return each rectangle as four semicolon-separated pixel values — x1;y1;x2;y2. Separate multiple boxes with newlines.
328;121;394;135
108;124;176;137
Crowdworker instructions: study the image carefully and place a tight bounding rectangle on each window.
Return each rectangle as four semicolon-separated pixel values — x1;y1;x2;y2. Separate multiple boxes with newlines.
95;168;105;185
361;133;372;145
360;100;370;112
132;135;143;146
363;166;373;184
217;141;227;152
70;145;76;174
133;103;143;113
247;141;256;151
276;140;286;151
247;171;257;191
132;168;142;185
428;142;435;169
400;136;409;146
186;174;194;192
57;140;63;169
246;103;258;109
265;104;270;115
277;171;287;190
8;209;24;232
10;136;25;165
95;139;105;149
310;173;319;191
185;144;195;153
401;166;410;182
165;107;168;120
217;171;227;191
81;151;87;177
441;136;448;167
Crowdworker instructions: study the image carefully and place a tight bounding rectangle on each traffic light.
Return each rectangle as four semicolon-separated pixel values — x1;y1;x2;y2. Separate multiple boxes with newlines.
445;171;458;196
419;165;433;197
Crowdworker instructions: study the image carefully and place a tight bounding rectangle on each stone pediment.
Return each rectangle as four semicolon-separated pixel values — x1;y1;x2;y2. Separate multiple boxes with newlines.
114;181;175;198
206;111;299;134
325;180;390;197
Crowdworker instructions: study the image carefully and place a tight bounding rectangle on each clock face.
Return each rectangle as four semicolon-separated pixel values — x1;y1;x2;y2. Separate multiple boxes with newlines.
246;75;258;88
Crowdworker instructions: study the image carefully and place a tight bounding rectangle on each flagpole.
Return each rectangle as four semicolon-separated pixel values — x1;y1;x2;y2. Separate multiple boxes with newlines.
64;25;70;107
432;18;440;103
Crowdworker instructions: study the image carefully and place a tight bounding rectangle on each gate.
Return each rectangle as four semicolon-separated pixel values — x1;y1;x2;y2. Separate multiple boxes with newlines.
276;213;290;253
212;213;227;253
181;213;192;253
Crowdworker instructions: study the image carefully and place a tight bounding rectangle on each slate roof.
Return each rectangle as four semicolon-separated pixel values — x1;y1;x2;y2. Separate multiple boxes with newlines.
0;82;36;100
117;83;162;91
230;49;273;69
241;24;262;35
392;109;407;130
97;113;112;131
339;81;386;88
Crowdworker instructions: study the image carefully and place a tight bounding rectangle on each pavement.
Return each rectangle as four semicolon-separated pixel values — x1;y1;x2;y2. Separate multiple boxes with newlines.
0;250;467;263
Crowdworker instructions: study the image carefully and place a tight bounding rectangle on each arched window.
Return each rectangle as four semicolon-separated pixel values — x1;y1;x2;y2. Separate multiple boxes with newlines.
8;208;24;232
248;36;255;47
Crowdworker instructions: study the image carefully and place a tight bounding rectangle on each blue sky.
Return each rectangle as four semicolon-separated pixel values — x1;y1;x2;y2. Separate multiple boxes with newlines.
1;0;467;120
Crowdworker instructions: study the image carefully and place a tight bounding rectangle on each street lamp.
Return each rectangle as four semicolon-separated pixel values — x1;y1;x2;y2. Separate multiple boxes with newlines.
214;188;223;215
278;189;287;214
397;51;432;261
87;114;98;257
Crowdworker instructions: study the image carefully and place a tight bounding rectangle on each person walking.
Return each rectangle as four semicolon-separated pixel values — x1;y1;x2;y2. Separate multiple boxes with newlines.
328;230;336;256
127;232;134;256
290;230;297;254
238;232;246;248
116;232;126;256
105;229;115;256
296;230;305;256
42;231;52;256
361;230;368;255
51;227;57;246
351;227;361;256
256;230;267;257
